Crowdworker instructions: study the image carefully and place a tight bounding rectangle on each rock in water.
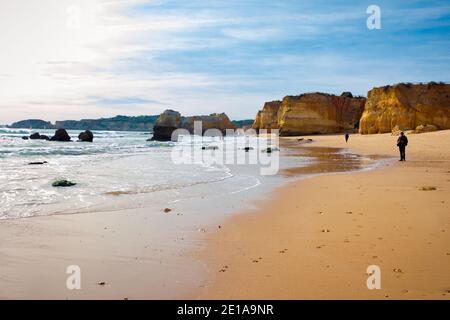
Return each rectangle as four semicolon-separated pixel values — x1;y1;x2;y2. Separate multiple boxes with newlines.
29;132;50;140
151;109;236;141
28;161;48;165
52;179;76;187
29;133;41;139
151;110;181;141
78;130;94;142
50;129;71;141
359;82;450;134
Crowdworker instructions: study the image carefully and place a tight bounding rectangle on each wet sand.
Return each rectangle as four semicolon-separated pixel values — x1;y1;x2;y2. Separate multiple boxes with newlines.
196;130;450;299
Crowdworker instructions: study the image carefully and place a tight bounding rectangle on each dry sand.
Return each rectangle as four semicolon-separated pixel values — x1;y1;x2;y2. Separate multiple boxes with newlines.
196;130;450;299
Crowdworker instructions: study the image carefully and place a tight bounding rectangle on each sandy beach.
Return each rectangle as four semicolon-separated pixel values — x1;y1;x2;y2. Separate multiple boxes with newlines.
196;130;450;299
1;130;449;299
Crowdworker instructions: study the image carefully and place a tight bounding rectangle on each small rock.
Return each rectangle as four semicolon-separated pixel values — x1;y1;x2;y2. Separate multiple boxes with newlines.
97;281;106;286
28;161;48;165
419;186;437;191
163;208;172;213
262;147;279;153
52;179;76;187
30;133;41;140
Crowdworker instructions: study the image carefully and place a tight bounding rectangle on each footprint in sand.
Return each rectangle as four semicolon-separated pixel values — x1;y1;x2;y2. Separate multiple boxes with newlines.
219;266;229;272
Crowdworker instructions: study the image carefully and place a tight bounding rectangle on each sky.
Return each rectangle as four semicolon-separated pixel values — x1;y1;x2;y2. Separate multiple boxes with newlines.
0;0;449;124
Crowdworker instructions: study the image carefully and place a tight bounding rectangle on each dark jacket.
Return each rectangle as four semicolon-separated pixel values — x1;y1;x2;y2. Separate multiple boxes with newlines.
397;135;408;147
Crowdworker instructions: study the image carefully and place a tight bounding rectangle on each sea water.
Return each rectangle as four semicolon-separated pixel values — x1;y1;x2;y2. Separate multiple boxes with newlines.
0;128;311;220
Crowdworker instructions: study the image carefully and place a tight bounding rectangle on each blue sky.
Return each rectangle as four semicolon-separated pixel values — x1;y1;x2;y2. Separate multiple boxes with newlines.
0;0;449;123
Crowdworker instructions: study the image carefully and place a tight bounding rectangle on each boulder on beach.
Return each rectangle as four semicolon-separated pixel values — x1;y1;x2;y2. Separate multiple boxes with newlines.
50;129;71;141
78;130;94;142
415;124;438;134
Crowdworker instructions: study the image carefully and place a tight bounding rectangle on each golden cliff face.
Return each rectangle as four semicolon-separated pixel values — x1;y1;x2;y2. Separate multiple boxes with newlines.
252;93;366;136
252;101;282;132
359;82;450;134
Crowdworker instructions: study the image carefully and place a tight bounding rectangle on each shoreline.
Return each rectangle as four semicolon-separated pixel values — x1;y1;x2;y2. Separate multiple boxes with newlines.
0;131;448;299
194;131;450;299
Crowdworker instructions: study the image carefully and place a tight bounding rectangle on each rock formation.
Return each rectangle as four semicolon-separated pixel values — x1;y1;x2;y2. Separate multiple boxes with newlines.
359;82;450;134
29;132;50;140
414;124;438;134
151;110;182;141
50;129;71;141
252;101;282;133
252;93;366;135
151;110;236;141
78;130;94;142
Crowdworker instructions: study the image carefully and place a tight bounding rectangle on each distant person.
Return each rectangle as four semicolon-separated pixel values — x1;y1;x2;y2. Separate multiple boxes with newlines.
345;133;349;143
397;131;408;161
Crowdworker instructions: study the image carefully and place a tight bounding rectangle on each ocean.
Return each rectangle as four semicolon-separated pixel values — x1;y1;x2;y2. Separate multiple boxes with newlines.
0;128;311;220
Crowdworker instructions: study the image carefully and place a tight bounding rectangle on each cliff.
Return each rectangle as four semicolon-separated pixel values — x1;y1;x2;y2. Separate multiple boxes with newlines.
151;110;237;141
252;101;282;133
252;93;366;135
359;82;450;134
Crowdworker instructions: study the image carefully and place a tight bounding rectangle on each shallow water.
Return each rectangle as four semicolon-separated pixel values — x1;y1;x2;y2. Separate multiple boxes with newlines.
0;128;311;219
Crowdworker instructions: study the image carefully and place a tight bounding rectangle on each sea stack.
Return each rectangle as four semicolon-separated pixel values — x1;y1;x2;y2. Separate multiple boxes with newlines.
359;82;450;134
252;92;366;135
151;110;236;141
50;128;71;141
151;110;182;141
78;130;94;142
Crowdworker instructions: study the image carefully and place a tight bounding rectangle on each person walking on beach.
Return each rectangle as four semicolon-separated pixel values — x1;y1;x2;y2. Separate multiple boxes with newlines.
345;132;349;143
397;131;408;161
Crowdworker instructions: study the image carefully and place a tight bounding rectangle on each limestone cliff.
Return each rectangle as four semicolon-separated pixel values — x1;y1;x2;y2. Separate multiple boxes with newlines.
252;101;282;132
359;82;450;134
151;110;236;141
252;93;366;135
